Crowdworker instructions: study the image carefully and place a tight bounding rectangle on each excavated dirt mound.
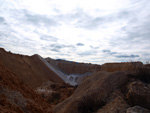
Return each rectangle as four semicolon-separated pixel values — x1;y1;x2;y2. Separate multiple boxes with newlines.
0;60;52;113
0;48;64;88
53;71;130;113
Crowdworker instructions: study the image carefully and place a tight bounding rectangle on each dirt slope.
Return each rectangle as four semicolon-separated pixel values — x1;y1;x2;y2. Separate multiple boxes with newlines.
0;48;64;88
0;60;52;113
53;71;130;113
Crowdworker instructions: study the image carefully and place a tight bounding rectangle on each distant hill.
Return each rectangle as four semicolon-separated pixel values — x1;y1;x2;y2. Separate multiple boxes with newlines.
101;62;143;72
45;57;101;75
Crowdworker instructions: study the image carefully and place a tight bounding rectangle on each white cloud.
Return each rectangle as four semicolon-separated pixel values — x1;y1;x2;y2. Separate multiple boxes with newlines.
0;0;150;64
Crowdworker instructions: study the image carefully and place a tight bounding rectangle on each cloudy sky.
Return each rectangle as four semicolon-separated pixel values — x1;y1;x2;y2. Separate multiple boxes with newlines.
0;0;150;64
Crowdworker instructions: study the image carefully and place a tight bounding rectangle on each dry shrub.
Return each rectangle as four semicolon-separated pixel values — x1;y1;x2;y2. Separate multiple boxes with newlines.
77;92;106;113
131;65;150;83
47;92;61;104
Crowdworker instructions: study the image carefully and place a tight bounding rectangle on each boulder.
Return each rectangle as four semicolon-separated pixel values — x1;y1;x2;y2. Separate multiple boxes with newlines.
126;106;150;113
96;95;129;113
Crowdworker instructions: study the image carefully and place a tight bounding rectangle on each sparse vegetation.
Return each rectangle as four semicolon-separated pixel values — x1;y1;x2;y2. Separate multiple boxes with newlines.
48;92;61;104
77;92;106;113
131;63;150;83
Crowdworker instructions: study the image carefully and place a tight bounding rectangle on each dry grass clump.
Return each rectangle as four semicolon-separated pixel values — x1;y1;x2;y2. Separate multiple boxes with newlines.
131;64;150;83
77;92;106;113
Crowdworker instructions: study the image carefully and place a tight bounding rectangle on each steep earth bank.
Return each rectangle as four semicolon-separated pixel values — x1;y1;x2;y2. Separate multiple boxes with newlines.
0;48;64;88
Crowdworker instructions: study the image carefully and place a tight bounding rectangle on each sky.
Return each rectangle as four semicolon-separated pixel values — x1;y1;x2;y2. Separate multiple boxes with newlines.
0;0;150;64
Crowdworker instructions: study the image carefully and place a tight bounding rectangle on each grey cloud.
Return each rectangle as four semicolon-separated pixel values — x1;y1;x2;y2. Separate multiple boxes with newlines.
115;54;140;58
90;46;99;49
49;43;75;52
102;49;117;55
24;12;59;26
75;16;104;30
51;44;64;49
51;8;131;30
109;22;150;50
70;8;89;19
0;17;5;23
40;35;58;42
0;31;9;38
74;1;150;30
102;49;140;59
66;9;106;29
110;52;118;55
75;10;132;30
78;50;96;56
108;0;150;51
54;8;89;24
0;35;38;51
125;15;150;42
49;44;63;52
102;49;111;53
13;38;37;49
51;48;60;52
76;43;84;46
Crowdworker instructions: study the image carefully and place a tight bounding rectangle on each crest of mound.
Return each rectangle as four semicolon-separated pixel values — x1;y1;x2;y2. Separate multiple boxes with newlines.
101;62;143;72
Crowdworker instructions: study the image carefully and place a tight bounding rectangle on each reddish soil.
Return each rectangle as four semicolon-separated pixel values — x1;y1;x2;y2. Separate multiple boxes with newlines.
0;48;64;88
0;60;52;113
